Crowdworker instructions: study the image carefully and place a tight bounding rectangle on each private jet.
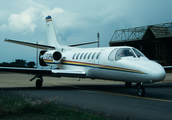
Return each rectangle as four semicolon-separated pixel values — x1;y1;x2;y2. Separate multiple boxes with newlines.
0;15;166;96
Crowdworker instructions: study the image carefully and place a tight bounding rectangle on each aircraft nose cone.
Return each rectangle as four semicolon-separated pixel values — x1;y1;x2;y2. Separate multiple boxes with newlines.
147;62;166;82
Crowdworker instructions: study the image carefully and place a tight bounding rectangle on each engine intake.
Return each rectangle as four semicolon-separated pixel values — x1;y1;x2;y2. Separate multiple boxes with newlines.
53;51;62;61
42;50;62;65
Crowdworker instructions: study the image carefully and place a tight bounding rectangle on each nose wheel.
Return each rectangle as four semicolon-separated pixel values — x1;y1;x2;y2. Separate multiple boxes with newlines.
136;83;145;97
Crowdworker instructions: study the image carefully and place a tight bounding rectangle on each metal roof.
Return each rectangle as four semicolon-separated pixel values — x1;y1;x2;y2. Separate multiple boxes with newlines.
110;22;172;43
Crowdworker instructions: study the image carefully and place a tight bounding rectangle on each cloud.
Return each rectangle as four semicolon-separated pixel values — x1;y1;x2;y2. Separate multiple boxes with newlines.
0;4;65;34
8;7;38;33
41;7;64;18
0;24;9;31
0;7;39;33
0;9;3;17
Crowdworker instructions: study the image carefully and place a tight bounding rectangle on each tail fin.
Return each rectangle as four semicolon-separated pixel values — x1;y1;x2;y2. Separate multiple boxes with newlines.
46;16;61;50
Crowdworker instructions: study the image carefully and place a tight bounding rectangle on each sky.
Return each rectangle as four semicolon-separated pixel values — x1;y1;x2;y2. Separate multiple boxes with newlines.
0;0;172;63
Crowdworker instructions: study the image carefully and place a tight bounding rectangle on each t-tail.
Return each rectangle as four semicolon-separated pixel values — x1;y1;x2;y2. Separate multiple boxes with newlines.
46;16;62;50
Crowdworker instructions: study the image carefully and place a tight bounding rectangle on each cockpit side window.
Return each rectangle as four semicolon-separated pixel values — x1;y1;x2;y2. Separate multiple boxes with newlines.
108;48;117;61
116;48;136;61
132;48;145;57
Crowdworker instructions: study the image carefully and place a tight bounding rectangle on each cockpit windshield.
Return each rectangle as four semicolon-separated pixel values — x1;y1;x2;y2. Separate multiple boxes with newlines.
132;48;145;57
116;48;136;60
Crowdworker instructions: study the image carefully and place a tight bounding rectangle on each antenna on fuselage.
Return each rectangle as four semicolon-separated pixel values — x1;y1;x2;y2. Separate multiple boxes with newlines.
36;42;38;68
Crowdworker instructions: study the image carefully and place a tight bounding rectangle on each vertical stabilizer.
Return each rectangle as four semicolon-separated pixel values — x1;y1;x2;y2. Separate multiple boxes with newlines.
46;16;61;50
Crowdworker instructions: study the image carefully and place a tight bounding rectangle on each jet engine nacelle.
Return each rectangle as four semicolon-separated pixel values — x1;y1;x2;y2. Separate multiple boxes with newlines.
42;50;62;65
39;50;47;66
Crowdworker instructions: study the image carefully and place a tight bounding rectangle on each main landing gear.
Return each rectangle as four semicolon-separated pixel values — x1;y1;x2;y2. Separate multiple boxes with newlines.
36;75;43;89
30;75;43;89
36;78;43;89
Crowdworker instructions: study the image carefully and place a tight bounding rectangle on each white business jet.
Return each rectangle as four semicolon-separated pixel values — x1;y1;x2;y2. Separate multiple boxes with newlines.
0;16;166;96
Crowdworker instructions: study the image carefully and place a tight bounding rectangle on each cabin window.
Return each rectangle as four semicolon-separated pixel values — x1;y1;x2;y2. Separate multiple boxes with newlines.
115;48;136;61
72;53;77;59
80;53;84;59
84;53;88;59
132;48;145;57
108;48;117;61
87;52;92;59
91;52;96;59
96;52;101;59
76;53;80;59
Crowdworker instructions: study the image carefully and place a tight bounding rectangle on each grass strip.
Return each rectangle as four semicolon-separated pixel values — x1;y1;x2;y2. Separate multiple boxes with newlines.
0;95;110;120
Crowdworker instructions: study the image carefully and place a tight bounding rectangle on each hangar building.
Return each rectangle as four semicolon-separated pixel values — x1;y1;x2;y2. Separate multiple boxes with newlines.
109;22;172;66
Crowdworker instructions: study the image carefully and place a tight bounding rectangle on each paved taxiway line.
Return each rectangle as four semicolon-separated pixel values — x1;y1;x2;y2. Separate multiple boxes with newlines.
67;85;172;103
47;73;172;103
92;89;172;103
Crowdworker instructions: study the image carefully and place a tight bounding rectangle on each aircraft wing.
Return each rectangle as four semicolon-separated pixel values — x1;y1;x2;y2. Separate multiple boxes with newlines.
0;67;86;78
5;38;55;50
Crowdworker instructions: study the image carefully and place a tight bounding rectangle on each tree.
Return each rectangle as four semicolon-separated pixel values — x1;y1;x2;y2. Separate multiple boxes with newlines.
0;62;10;67
10;59;26;67
0;59;36;68
27;61;36;68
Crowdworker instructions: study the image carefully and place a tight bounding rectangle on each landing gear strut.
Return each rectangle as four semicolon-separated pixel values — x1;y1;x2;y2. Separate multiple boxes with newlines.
29;75;43;89
136;83;145;97
36;76;43;89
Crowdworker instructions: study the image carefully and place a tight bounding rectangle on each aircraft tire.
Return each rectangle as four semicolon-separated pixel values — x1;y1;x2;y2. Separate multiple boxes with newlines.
36;79;42;89
137;86;145;97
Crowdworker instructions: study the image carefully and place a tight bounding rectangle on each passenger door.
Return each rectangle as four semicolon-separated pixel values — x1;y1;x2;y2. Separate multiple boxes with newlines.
94;50;104;68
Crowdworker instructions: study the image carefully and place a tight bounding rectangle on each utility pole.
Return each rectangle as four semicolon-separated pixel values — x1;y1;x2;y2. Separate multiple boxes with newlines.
36;42;38;68
97;32;99;47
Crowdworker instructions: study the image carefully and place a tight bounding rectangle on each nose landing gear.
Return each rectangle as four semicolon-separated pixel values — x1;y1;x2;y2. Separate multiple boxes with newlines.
136;83;145;97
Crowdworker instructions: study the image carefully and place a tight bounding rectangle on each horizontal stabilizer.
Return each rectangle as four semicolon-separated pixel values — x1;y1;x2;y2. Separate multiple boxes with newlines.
5;38;56;50
69;40;98;47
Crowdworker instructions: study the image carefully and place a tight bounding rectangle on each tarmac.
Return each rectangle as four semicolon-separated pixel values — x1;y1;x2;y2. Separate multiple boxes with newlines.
0;72;172;88
1;72;172;120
